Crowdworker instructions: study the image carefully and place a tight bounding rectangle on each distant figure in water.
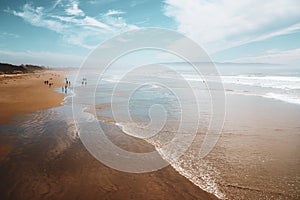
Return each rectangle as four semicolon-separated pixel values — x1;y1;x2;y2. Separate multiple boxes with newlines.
64;85;68;93
62;86;64;92
82;77;87;86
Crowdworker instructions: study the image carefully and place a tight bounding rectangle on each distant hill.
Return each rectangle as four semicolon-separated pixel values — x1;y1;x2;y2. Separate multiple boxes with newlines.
0;63;46;74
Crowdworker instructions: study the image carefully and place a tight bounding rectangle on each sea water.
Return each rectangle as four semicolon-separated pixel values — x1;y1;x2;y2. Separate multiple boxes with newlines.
70;63;300;199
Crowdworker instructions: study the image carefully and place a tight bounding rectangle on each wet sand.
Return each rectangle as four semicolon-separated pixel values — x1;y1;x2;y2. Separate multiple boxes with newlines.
0;71;217;200
203;94;300;199
0;71;66;161
0;126;217;200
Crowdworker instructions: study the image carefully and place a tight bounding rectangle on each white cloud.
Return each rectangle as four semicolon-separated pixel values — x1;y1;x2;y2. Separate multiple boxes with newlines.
102;15;139;30
0;32;20;38
52;0;62;10
11;4;66;32
216;22;300;52
104;9;126;16
249;23;300;43
164;0;300;53
65;1;84;16
84;16;112;30
227;48;300;65
8;3;138;49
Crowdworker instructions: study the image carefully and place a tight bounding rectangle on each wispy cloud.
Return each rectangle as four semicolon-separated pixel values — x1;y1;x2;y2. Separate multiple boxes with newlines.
52;0;62;10
7;1;139;49
84;16;112;30
227;48;300;65
248;23;300;43
164;0;300;53
65;0;85;16
130;0;148;7
0;32;20;38
104;9;126;16
9;4;66;32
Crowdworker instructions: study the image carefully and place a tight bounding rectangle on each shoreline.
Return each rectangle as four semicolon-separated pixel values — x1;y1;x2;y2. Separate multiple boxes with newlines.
0;70;66;160
0;70;66;124
0;70;218;200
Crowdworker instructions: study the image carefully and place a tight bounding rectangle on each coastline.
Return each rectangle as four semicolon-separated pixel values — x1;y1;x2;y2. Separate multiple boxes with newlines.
0;70;66;124
0;70;66;161
0;70;218;200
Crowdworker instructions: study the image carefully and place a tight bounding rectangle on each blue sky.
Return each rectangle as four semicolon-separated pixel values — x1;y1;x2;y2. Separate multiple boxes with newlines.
0;0;300;67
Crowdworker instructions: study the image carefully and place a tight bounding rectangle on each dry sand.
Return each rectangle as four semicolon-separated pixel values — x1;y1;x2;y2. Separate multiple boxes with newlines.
0;71;65;124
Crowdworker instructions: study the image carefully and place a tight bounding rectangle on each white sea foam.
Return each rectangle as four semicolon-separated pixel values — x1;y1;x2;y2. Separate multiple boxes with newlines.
114;121;225;199
221;75;300;90
264;92;300;105
115;122;137;137
63;87;75;101
166;156;226;200
153;143;226;199
220;75;300;106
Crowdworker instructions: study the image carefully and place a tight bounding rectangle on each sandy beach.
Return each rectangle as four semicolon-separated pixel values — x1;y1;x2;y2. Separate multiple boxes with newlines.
0;70;217;200
0;71;65;124
0;70;66;161
2;0;300;199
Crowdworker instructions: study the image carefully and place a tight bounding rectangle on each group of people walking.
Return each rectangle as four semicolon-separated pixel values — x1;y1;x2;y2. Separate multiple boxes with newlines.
82;77;87;86
43;80;53;87
45;76;87;94
62;78;71;94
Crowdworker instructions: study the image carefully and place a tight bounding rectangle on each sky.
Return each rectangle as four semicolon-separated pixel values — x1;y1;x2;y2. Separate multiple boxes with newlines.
0;0;300;68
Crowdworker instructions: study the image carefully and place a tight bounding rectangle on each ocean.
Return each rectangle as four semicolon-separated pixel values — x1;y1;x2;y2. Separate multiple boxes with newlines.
68;62;300;199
